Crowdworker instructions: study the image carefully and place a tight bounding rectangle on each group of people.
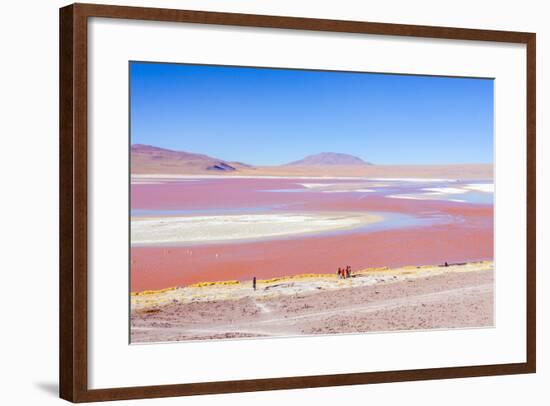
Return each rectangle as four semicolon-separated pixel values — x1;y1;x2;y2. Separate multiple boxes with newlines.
250;266;353;291
337;266;352;279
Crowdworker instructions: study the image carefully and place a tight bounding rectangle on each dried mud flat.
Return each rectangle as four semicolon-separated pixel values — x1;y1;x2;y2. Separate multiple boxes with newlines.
131;262;493;343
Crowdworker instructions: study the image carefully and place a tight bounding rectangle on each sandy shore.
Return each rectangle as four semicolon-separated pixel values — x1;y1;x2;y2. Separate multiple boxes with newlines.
131;261;493;343
132;163;493;180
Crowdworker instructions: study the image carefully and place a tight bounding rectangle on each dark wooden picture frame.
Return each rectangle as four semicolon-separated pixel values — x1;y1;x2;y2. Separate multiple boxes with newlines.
60;3;536;402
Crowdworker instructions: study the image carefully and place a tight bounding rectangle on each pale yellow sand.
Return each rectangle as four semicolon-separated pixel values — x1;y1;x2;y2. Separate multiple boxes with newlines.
132;164;493;180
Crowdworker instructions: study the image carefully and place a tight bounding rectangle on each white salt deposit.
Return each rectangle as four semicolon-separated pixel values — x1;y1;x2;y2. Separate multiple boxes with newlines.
132;212;382;245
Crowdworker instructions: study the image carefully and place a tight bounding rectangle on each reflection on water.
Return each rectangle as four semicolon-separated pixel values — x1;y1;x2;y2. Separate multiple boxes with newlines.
312;210;460;240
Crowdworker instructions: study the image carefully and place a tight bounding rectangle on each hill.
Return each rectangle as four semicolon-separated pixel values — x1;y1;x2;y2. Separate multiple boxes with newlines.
286;152;371;166
131;144;253;174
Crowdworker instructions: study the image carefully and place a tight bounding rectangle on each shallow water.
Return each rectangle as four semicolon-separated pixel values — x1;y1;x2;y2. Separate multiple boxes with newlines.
130;177;494;290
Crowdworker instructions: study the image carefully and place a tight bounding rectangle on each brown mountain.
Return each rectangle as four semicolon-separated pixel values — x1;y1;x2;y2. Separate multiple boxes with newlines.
131;144;253;174
286;152;372;166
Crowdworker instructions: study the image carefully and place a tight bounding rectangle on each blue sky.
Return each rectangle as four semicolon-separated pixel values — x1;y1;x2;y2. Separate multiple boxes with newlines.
130;62;494;165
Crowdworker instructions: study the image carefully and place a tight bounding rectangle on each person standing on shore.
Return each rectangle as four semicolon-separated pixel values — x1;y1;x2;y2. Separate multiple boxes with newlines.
253;276;256;291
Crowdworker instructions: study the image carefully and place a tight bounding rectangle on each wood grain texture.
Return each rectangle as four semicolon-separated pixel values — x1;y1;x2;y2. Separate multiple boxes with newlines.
59;2;536;402
59;4;74;401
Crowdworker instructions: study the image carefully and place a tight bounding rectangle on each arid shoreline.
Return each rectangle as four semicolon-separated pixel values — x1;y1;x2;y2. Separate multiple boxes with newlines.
131;261;494;343
131;163;493;180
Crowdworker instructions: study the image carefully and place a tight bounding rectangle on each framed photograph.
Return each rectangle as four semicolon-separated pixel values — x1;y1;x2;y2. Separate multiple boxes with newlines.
59;3;536;402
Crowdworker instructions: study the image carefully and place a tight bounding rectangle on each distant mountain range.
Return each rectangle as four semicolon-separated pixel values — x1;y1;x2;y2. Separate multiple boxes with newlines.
131;145;371;174
130;144;493;179
285;152;372;166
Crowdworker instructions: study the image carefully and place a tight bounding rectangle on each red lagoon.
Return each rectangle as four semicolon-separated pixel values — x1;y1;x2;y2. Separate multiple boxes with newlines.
130;177;493;291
